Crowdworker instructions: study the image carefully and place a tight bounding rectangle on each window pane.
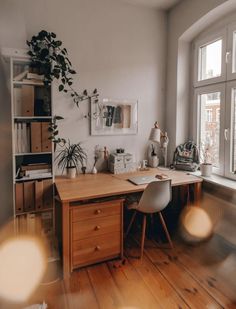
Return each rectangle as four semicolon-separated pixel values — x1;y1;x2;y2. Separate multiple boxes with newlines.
199;92;221;167
231;88;236;173
198;40;222;81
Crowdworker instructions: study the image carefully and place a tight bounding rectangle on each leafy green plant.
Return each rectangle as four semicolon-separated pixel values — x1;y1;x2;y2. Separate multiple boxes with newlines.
27;30;98;107
48;115;66;146
55;141;87;173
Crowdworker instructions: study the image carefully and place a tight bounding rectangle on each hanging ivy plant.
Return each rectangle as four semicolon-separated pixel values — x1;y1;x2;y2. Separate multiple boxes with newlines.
48;115;66;146
26;30;98;107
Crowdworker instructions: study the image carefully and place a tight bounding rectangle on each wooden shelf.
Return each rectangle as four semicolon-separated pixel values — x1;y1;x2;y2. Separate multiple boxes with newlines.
15;174;53;182
15;207;53;216
9;55;55;236
14;116;52;120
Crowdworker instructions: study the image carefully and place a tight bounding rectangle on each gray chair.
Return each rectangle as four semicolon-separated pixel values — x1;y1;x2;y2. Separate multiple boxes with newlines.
125;179;173;259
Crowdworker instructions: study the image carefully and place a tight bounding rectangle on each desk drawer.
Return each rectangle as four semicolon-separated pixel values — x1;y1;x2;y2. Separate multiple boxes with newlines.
72;232;120;268
72;215;120;241
71;200;121;222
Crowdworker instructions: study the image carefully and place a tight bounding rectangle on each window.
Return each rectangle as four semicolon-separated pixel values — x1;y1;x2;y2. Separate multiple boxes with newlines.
193;24;236;179
231;88;236;173
206;109;213;122
216;108;220;122
198;39;222;81
197;90;222;169
194;30;226;88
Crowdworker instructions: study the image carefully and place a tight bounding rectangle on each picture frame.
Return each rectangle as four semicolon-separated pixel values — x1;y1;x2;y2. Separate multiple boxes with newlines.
90;98;138;136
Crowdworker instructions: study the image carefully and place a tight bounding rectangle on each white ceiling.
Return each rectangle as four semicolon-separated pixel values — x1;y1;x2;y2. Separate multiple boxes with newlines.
120;0;181;10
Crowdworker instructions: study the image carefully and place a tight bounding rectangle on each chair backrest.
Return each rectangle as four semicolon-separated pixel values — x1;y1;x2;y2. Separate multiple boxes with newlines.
137;179;172;214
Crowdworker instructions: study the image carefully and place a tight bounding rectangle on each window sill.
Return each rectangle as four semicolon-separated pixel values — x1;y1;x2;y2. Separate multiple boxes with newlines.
191;171;236;191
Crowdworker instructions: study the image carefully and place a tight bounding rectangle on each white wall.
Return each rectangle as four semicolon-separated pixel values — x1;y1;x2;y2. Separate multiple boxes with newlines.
0;0;167;224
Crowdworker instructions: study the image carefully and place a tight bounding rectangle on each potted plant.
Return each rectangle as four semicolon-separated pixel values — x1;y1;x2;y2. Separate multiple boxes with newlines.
148;144;159;168
55;141;87;178
27;30;99;108
200;143;213;177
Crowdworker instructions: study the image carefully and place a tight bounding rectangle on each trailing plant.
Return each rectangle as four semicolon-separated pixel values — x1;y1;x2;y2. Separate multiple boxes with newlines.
55;140;87;173
26;30;99;107
48;115;66;146
200;142;213;164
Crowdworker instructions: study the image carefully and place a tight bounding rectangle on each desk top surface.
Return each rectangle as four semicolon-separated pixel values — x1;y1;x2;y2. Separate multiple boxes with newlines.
55;168;202;203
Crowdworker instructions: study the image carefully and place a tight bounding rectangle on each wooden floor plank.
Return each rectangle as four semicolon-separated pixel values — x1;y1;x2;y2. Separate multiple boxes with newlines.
87;263;125;309
125;239;190;309
4;235;235;309
139;237;223;309
63;268;99;309
170;238;236;309
107;259;163;309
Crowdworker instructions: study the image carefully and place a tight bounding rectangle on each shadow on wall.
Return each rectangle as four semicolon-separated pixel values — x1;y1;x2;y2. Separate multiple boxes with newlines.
0;58;13;226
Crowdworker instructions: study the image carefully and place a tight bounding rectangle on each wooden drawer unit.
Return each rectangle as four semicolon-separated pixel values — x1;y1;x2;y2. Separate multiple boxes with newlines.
72;215;120;241
71;201;120;222
70;199;124;270
72;232;120;269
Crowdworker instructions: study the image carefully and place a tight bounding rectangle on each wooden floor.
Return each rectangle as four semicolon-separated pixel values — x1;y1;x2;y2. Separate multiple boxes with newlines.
19;231;236;309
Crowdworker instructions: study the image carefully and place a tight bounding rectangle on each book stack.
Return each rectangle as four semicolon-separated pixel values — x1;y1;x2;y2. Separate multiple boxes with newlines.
13;84;35;116
31;122;52;153
23;72;44;83
16;211;53;236
15;179;53;213
14;70;44;84
14;122;30;153
21;163;52;179
14;121;52;154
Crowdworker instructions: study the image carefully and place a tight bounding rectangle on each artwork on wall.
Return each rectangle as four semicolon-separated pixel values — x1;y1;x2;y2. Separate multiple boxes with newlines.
90;98;138;136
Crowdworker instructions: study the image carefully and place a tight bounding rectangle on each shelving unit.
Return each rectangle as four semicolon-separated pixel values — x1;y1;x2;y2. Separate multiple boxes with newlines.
2;51;56;239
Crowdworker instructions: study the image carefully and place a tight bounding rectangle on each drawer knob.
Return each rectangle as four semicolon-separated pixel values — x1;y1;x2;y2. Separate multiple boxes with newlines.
95;245;101;251
94;225;101;231
95;209;101;214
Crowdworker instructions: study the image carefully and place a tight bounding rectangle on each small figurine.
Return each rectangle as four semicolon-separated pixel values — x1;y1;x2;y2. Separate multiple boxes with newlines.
161;132;169;167
103;146;109;160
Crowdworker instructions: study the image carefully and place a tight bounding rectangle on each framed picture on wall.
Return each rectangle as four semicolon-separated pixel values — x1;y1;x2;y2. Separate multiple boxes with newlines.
90;98;138;136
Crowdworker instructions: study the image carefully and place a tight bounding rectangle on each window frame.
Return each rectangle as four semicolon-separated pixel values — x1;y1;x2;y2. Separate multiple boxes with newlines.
194;30;227;88
225;80;236;180
193;83;225;176
227;21;236;81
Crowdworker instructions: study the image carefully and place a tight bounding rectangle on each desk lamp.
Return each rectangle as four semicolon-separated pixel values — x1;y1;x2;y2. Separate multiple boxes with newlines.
149;122;169;167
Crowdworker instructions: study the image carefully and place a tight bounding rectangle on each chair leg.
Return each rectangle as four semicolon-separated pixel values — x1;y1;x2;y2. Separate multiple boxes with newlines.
140;214;147;259
125;211;137;238
158;212;173;249
150;214;155;239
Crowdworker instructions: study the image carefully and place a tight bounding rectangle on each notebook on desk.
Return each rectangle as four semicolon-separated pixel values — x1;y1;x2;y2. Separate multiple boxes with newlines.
128;175;159;185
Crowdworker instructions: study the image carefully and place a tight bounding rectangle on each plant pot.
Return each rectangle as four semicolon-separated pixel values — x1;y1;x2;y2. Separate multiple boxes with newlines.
92;166;97;174
148;155;159;168
67;167;77;179
200;163;212;177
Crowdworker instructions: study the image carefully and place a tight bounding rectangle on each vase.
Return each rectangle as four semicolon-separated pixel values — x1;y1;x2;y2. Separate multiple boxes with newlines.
148;155;159;168
92;166;97;174
67;167;76;178
200;163;212;177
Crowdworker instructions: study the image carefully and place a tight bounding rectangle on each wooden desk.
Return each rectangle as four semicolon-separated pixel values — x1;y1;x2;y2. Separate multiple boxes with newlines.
55;168;202;278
